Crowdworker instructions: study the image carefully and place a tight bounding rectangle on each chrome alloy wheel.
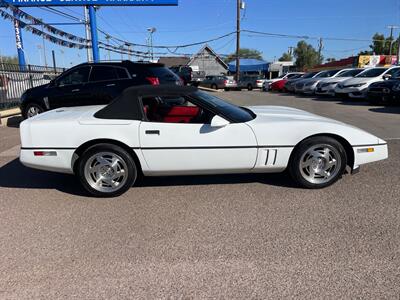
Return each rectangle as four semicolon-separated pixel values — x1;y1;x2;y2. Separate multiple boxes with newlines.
299;144;341;184
84;152;128;193
26;106;41;118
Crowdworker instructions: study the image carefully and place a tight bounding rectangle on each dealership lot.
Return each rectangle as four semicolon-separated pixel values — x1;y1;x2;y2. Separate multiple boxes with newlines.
1;91;400;298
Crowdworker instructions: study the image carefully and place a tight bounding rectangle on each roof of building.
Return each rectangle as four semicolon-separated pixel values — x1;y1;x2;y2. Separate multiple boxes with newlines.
188;44;228;70
157;56;191;67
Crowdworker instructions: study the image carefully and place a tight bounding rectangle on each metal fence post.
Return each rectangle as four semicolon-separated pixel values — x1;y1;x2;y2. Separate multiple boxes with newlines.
27;64;33;88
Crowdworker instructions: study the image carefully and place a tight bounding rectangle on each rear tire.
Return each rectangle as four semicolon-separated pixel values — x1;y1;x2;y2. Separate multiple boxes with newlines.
288;136;347;189
247;84;253;91
211;84;218;90
77;144;137;197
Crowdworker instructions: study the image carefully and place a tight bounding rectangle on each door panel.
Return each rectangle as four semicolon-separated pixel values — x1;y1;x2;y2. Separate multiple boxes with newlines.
139;122;258;174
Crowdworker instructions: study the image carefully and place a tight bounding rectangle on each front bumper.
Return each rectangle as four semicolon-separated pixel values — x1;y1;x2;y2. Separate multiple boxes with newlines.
334;87;368;99
20;148;75;174
353;143;388;167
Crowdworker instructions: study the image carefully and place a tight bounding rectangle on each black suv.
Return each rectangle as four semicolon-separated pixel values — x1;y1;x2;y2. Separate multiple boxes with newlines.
20;61;182;118
367;77;400;105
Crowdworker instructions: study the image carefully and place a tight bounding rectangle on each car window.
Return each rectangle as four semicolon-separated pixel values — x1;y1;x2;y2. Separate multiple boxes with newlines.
89;66;118;82
142;96;213;124
338;69;363;77
57;66;90;86
302;72;317;78
287;74;299;79
385;68;400;76
115;67;129;79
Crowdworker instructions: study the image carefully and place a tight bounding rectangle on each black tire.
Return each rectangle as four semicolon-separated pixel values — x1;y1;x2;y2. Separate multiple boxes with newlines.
288;136;347;189
77;144;137;197
224;88;230;91
211;84;218;90
247;84;253;91
22;102;45;119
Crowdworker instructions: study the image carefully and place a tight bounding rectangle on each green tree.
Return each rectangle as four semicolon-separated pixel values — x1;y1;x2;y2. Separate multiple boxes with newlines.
278;52;293;61
0;55;18;64
224;48;263;63
359;33;399;55
293;40;322;70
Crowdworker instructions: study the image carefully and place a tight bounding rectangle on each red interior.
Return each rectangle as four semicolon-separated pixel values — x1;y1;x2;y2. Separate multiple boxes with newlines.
161;106;199;123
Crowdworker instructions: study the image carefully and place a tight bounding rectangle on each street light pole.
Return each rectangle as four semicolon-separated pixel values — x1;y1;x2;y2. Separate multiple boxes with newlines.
147;27;156;61
387;25;399;57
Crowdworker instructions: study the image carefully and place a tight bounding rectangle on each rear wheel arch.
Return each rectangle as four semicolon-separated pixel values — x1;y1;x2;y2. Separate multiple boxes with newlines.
289;133;354;170
72;139;143;175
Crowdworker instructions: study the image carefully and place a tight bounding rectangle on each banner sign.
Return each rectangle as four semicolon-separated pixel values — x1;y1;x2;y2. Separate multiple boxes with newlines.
1;0;177;6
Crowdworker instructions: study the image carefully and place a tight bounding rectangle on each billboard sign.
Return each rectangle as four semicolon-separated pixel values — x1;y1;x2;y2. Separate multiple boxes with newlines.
2;0;177;6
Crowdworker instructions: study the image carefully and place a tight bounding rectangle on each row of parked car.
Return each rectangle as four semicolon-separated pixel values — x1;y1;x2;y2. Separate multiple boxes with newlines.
262;66;400;105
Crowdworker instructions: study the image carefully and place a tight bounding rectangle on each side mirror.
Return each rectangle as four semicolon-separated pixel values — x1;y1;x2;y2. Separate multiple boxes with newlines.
210;115;229;127
383;74;392;80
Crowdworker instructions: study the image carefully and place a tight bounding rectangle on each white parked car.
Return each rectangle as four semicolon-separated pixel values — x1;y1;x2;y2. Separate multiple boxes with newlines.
262;72;304;91
315;69;364;96
295;69;348;94
334;66;400;99
20;86;388;197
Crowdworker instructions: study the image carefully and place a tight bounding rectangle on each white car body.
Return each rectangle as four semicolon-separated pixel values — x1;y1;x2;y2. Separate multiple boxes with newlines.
20;100;387;178
263;72;304;91
334;66;400;99
295;69;350;94
315;69;365;96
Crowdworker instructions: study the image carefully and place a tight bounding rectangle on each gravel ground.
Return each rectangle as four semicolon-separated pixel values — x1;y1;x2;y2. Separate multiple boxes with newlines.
0;91;399;299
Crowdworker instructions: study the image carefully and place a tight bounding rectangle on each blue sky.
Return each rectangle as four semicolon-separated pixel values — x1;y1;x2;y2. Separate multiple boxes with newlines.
1;0;400;67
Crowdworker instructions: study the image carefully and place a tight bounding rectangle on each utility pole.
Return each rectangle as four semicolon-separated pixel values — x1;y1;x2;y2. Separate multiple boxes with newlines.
235;0;241;82
317;38;323;63
84;6;92;62
41;24;48;68
387;25;399;57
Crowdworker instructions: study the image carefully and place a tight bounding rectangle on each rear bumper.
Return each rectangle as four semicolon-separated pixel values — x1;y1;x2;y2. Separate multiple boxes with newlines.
20;148;75;174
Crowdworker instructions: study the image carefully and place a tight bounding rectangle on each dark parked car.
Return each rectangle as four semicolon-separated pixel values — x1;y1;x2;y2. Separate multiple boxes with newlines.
20;61;182;118
170;65;206;86
367;78;400;105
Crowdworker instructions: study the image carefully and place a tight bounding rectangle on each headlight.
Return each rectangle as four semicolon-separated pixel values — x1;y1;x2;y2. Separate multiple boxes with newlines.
337;83;344;89
392;83;400;91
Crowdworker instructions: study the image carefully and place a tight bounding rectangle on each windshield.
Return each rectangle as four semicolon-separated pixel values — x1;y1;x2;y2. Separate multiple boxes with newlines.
302;72;318;78
356;68;387;78
316;70;341;78
338;69;363;77
192;91;255;123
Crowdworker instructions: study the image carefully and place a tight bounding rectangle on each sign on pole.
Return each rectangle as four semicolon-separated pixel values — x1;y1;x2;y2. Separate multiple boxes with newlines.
2;0;178;6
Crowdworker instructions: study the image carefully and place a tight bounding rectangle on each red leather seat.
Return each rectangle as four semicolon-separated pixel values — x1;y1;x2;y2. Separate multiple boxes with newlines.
162;106;200;123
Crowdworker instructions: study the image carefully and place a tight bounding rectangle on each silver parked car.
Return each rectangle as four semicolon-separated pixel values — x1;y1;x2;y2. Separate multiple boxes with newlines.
200;75;237;91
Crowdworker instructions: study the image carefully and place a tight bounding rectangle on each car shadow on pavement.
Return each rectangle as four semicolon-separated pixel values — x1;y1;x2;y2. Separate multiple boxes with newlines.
5;116;22;128
369;106;400;114
0;159;298;196
0;159;87;196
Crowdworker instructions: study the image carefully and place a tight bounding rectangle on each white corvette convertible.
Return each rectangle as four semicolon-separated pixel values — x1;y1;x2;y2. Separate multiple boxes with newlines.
20;86;388;197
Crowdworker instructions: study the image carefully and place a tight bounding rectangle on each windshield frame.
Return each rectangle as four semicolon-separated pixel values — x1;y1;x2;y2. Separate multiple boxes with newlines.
189;90;256;123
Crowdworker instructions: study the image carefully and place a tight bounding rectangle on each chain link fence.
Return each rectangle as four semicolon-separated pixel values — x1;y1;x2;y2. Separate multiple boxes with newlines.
0;64;65;110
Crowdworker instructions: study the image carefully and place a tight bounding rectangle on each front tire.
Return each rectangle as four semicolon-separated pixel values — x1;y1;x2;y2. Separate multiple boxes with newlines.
22;102;45;119
247;84;253;91
288;136;347;189
77;144;137;197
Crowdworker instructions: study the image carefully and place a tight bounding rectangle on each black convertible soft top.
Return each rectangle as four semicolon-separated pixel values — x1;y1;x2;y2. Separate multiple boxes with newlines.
94;85;198;120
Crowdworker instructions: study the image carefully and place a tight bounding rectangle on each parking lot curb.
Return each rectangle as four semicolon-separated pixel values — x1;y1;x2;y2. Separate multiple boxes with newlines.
0;108;22;126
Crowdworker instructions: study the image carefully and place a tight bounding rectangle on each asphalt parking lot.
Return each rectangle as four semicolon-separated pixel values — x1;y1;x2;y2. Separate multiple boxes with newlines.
1;91;400;299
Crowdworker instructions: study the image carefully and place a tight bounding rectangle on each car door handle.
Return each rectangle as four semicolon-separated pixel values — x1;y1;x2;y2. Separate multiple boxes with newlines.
106;83;116;87
145;130;160;135
71;89;80;92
